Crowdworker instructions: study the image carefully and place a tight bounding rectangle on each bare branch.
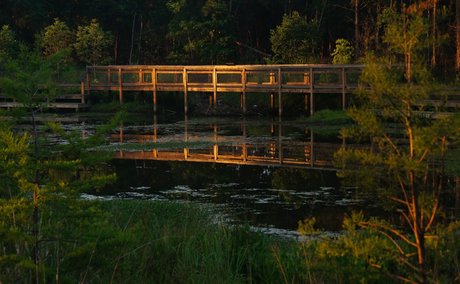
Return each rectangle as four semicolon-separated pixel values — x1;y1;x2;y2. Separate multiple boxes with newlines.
425;198;438;232
383;133;401;154
377;229;407;255
368;261;418;284
360;221;417;247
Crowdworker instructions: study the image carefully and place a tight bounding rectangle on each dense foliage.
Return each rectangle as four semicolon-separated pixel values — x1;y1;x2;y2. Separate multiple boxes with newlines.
0;0;458;78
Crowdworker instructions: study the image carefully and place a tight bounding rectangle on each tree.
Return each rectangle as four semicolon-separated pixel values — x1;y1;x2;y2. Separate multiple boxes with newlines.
0;48;121;280
166;0;235;64
41;18;73;57
0;25;17;64
270;11;320;64
457;0;460;77
74;19;112;66
331;38;354;64
379;7;429;83
335;56;460;283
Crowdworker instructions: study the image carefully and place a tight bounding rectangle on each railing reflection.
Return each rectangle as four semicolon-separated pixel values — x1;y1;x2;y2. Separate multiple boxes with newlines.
112;117;342;170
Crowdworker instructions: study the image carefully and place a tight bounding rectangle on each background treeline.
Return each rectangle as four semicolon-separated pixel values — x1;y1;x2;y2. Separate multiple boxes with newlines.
0;0;458;77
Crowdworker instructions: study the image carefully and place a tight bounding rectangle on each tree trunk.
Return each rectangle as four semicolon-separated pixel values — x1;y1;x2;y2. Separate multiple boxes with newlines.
410;170;427;284
129;13;137;65
457;0;460;76
354;0;359;57
432;0;437;66
137;15;143;64
456;176;460;217
31;110;40;284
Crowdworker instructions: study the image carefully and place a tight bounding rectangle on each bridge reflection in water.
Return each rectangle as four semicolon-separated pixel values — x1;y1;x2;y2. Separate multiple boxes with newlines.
112;117;343;170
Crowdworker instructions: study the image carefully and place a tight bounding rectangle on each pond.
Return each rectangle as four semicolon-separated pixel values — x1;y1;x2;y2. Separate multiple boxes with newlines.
38;113;382;238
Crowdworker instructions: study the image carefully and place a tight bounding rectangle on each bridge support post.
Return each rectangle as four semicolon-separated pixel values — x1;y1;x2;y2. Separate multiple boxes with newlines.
242;68;246;114
270;93;275;115
213;144;218;161
152;68;157;114
80;80;85;104
278;92;282;117
85;67;91;97
213;67;217;110
310;130;315;166
304;94;309;115
183;68;188;115
278;68;282;117
278;118;283;164
310;92;314;115
118;67;123;104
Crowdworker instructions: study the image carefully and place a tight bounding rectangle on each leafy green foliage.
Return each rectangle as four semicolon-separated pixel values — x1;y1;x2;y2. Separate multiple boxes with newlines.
74;19;112;65
166;0;235;64
270;11;320;64
0;25;17;64
41;18;74;57
331;38;354;64
0;116;121;282
335;51;460;282
378;7;429;82
0;48;58;110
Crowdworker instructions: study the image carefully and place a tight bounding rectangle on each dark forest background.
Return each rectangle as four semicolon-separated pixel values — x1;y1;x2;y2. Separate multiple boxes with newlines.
1;0;458;76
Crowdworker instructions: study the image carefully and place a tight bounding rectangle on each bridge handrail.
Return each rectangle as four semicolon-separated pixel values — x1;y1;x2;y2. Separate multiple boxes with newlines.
85;64;364;88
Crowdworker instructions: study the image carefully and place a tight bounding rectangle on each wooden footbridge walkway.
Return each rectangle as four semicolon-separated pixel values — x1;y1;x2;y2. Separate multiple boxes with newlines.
85;64;364;115
2;64;459;115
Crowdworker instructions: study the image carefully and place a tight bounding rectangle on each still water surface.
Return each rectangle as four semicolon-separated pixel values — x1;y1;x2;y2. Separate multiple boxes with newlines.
43;114;379;238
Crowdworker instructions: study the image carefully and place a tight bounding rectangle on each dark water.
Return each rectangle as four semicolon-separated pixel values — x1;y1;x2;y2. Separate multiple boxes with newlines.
76;115;380;238
26;113;457;238
24;114;381;237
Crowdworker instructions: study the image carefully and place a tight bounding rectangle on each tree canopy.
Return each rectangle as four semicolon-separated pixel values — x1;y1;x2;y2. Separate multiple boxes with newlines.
0;0;456;78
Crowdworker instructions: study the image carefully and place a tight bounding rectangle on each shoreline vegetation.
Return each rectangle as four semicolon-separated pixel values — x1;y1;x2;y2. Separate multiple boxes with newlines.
18;198;455;283
36;199;385;283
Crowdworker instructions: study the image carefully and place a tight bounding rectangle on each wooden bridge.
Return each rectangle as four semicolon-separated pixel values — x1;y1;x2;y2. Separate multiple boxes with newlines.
2;63;457;115
0;83;88;111
86;64;364;115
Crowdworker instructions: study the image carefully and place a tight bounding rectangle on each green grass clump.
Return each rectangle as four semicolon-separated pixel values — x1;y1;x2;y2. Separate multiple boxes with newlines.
79;200;387;283
92;200;289;283
305;109;352;124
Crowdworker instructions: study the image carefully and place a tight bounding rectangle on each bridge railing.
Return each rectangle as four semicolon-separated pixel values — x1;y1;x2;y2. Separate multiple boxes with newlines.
86;64;364;94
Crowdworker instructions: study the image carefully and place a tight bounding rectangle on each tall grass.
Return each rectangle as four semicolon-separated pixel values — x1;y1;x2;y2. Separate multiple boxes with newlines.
95;200;290;283
34;200;459;283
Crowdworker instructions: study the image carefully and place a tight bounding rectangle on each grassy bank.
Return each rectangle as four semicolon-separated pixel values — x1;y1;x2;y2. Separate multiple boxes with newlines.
52;200;390;283
6;199;457;283
79;200;294;283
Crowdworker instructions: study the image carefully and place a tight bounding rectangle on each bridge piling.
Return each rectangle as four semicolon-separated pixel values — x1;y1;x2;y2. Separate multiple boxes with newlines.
213;67;217;110
183;67;188;115
242;68;247;114
152;68;157;114
118;67;123;103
